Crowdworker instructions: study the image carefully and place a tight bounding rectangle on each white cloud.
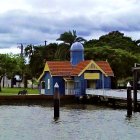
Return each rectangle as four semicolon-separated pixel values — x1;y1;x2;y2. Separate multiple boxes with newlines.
0;47;20;54
0;0;140;51
0;0;32;13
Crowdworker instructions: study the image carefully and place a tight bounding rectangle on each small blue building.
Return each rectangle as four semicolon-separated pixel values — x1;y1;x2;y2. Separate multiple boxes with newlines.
38;42;114;96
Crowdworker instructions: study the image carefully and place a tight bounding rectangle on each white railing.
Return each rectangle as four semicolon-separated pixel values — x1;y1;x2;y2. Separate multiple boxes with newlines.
86;88;106;96
65;88;75;95
65;89;81;95
86;88;140;99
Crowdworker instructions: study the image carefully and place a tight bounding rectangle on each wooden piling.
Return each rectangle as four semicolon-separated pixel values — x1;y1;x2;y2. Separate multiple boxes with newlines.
133;70;138;112
54;83;60;119
127;82;132;117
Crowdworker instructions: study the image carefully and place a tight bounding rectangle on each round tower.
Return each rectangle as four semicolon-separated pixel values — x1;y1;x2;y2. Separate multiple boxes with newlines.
70;42;84;66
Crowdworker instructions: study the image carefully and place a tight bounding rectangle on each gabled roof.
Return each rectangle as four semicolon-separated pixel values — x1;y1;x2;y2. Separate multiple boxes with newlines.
38;60;114;81
47;61;72;76
71;60;91;76
96;61;114;76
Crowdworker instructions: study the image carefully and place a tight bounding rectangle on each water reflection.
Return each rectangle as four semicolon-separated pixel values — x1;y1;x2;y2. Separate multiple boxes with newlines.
0;105;140;140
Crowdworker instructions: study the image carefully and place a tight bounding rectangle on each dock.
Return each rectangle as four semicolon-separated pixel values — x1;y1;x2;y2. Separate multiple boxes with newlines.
86;89;140;100
85;89;140;110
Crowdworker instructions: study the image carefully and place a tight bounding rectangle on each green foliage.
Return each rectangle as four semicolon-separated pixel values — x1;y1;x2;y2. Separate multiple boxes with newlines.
54;43;70;61
0;54;25;91
57;30;86;45
85;31;140;52
0;54;24;77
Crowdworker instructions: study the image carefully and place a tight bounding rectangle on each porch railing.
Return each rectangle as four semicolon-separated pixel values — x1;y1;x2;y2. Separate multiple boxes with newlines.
86;88;106;95
65;89;80;95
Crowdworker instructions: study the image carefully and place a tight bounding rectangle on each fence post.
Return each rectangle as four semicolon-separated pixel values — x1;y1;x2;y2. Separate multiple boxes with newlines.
133;69;138;112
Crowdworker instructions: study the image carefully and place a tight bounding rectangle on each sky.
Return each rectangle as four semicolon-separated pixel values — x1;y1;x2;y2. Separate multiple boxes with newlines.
0;0;140;54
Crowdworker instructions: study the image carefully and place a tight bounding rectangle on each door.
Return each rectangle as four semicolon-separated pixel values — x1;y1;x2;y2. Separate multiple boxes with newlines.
41;81;45;94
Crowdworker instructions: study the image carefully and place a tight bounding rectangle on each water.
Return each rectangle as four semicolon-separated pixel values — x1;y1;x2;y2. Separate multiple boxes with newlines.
0;105;140;140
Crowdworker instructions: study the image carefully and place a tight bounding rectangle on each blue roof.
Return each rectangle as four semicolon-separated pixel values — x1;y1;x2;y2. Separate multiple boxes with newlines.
70;42;84;51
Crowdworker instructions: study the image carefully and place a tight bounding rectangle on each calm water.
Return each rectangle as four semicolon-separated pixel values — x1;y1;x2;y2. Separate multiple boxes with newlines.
0;105;140;140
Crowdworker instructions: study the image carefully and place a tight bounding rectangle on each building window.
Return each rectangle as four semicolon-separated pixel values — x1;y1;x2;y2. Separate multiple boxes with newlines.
41;81;45;89
48;79;50;89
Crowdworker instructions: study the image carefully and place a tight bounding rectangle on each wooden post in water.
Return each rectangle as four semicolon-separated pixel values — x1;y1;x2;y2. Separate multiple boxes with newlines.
133;68;138;112
127;82;132;117
54;82;60;119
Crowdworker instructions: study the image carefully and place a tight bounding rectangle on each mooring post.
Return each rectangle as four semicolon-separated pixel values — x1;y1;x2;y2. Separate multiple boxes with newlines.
127;82;132;117
133;69;138;112
54;82;60;119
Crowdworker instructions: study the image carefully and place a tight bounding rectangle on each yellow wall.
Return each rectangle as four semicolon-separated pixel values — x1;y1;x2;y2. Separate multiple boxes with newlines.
84;73;99;79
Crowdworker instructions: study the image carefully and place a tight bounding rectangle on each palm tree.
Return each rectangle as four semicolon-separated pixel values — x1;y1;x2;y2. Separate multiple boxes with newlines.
57;30;86;46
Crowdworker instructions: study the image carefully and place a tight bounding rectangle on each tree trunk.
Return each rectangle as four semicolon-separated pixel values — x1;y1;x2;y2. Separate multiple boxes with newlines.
24;74;27;88
3;76;4;88
11;77;13;88
0;76;3;92
31;77;33;89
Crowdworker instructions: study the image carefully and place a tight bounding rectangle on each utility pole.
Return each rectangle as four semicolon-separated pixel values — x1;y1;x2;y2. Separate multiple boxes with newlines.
44;40;47;46
17;43;24;57
17;43;25;88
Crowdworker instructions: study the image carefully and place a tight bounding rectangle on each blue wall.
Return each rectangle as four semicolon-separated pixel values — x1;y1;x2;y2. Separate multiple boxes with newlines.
96;73;102;89
74;74;86;96
41;73;65;95
70;51;84;66
44;72;53;95
96;73;111;89
52;76;65;95
104;76;111;88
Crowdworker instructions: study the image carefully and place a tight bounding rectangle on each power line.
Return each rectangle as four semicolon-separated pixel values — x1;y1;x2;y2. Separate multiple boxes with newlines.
17;40;47;57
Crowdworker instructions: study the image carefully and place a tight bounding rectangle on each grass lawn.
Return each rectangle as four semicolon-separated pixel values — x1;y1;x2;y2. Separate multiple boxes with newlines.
0;87;39;95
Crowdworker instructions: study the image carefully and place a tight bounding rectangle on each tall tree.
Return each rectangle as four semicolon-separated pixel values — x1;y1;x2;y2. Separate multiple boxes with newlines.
85;30;140;52
0;54;24;91
57;30;86;46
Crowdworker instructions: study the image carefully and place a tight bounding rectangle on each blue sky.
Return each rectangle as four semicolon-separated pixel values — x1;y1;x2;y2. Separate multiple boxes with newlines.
0;0;140;53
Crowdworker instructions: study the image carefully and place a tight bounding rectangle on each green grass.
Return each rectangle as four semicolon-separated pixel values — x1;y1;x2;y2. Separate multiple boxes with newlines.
0;87;39;95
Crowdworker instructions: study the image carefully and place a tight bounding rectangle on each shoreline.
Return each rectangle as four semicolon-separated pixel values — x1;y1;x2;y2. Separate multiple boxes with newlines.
0;94;139;112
